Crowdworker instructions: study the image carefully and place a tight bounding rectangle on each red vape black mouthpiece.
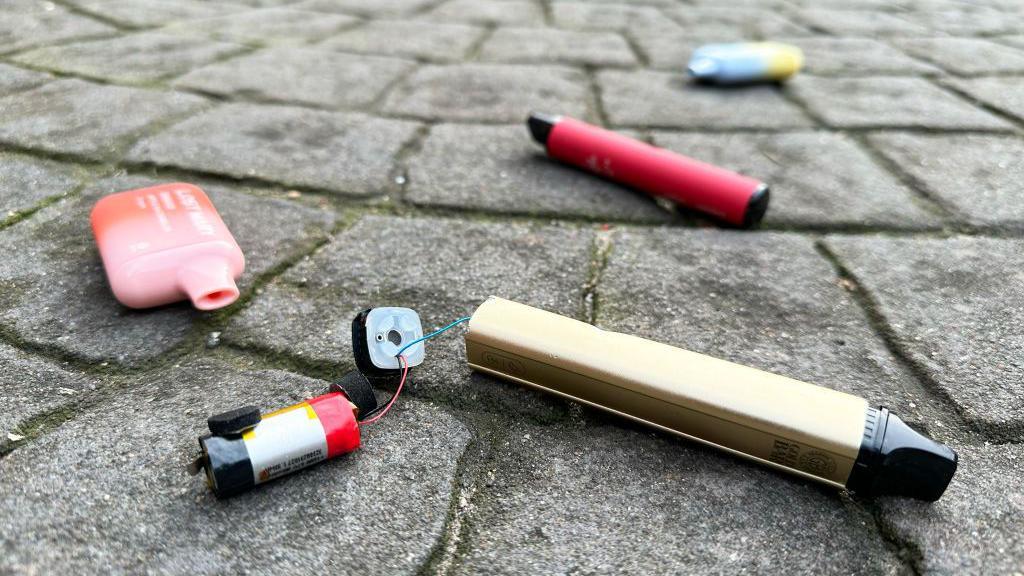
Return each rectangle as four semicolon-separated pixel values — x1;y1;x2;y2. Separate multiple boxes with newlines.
528;113;769;228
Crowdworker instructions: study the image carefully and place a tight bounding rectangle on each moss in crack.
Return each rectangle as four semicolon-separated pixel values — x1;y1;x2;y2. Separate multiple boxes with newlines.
0;404;80;459
415;414;524;576
416;423;480;576
580;227;613;325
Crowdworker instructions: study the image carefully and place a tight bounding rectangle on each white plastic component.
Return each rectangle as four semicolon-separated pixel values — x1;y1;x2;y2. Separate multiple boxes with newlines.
365;307;425;369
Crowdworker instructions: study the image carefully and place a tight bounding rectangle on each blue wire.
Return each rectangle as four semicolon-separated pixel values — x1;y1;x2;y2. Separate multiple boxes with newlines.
396;316;472;358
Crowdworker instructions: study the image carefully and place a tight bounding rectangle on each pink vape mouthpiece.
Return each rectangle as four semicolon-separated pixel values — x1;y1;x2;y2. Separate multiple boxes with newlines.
90;183;245;311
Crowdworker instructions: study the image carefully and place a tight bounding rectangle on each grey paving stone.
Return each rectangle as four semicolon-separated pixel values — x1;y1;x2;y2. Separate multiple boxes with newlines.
0;359;471;575
70;0;250;27
650;131;941;228
161;7;359;45
318;19;484;62
598;228;926;418
550;2;670;32
985;0;1024;11
292;0;436;17
420;0;545;26
453;420;901;575
997;35;1024;50
0;79;209;160
0;153;84;224
174;47;415;109
0;6;114;54
893;38;1024;76
627;20;748;71
868;132;1024;227
406;123;668;221
11;32;247;85
479;27;637;67
225;215;593;420
551;0;677;6
0;63;51;95
0;343;95;447
382;64;593;123
898;6;1016;36
774;37;941;76
689;0;793;6
792;9;927;36
789;76;1013;130
825;235;1024;433
598;69;813;129
0;176;335;365
878;442;1024;574
662;6;813;37
946;76;1024;123
786;0;892;7
232;0;306;6
127;103;420;195
630;38;701;72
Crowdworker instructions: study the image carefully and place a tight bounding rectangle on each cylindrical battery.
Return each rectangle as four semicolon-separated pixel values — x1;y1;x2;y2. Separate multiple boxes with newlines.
528;114;769;227
199;392;360;497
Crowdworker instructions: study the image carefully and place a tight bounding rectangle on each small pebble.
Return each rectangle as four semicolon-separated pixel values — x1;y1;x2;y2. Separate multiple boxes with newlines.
206;331;222;348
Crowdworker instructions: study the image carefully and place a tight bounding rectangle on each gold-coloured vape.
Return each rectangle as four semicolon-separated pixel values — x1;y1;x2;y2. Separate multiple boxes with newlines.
465;297;957;501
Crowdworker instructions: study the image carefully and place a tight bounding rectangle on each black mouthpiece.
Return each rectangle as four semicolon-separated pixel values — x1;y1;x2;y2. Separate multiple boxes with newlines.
742;183;770;228
846;407;958;502
527;112;561;146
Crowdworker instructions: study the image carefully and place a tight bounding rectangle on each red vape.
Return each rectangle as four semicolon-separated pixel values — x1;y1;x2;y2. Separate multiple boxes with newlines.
528;113;769;227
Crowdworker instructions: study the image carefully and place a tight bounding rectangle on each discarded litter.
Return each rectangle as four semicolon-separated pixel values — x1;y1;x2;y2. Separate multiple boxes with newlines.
465;297;958;501
191;308;470;497
688;42;803;84
528;112;769;227
91;183;245;311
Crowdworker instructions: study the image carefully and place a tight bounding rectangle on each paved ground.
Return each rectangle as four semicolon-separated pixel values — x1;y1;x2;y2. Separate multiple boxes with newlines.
0;0;1022;574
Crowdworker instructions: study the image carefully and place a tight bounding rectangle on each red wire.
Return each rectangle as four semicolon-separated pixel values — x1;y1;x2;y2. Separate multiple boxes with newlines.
360;355;408;425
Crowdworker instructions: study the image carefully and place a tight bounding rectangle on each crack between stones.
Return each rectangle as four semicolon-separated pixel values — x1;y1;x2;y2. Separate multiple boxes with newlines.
0;402;82;461
0;30;122;60
849;132;966;223
463;24;497;63
777;82;979;229
863;500;927;576
415;427;480;576
118;157;399;201
581;227;613;325
538;0;553;27
102;95;220;165
0;173;93;232
0;221;350;459
156;43;262;86
620;29;651;69
813;240;987;442
3;140;1024;239
5;150;1023;239
934;77;1024;131
390;122;434;206
46;0;146;32
367;58;421;116
584;64;611;127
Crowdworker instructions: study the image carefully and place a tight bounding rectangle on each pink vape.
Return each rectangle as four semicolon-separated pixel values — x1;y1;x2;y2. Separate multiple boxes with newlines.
90;183;245;310
528;113;769;227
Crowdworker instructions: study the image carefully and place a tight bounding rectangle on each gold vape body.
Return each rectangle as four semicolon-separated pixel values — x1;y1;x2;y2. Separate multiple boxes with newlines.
465;297;956;500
